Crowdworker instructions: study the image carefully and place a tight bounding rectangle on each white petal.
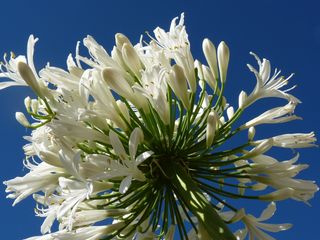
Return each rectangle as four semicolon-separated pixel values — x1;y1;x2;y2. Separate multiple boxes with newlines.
129;128;144;160
135;151;154;166
119;175;132;194
258;202;276;221
109;130;127;161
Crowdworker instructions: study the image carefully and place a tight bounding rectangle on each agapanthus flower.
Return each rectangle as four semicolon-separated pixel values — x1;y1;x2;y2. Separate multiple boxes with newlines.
2;14;318;240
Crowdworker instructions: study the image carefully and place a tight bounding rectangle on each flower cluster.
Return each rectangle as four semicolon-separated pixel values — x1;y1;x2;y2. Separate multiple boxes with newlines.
2;14;318;240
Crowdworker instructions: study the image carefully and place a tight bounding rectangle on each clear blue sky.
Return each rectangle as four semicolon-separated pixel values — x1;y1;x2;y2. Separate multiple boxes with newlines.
0;0;319;239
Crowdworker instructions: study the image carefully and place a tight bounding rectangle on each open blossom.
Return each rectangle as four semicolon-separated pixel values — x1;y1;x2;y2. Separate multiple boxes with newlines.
241;101;300;129
232;203;292;240
1;14;317;240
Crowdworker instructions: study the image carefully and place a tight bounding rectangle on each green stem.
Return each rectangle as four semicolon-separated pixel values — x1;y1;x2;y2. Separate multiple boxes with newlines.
162;162;236;240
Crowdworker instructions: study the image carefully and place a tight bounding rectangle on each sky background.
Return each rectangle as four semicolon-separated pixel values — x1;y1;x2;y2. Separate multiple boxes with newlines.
0;0;319;239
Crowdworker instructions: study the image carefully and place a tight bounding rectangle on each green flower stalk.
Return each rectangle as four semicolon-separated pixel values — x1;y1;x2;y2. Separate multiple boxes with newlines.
1;14;318;240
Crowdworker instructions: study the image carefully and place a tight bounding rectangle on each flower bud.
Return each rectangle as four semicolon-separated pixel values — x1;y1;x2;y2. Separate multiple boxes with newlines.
122;43;142;78
238;90;247;109
15;112;30;127
259;188;295;201
248;127;256;141
169;65;190;109
194;60;204;80
24;97;31;110
217;41;230;83
226;106;234;121
17;61;43;98
115;33;133;49
202;38;218;80
206;111;217;148
116;100;130;125
244;139;273;159
31;99;39;113
102;67;134;100
202;65;217;90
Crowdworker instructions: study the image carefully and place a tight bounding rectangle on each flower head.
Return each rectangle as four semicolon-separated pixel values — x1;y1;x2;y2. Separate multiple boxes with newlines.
2;14;317;240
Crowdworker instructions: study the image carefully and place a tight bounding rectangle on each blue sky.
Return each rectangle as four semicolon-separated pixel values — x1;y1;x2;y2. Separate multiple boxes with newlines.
0;0;319;239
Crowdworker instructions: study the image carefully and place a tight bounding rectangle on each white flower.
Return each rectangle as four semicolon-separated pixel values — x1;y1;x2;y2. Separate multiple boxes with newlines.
108;128;153;193
24;223;125;240
252;175;318;203
243;52;300;108
0;35;38;89
241;101;300;129
133;65;170;124
272;132;317;148
4;161;65;206
233;203;292;240
153;13;196;92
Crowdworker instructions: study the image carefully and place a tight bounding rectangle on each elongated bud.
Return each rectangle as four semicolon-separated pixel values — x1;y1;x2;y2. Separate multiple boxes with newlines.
122;43;142;78
202;38;218;80
238;90;247;109
102;67;134;100
217;41;230;83
31;99;39;113
244;139;273;159
116;100;130;125
15;112;30;127
115;33;133;49
260;188;295;201
226;106;234;121
17;62;43;98
248;126;256;141
206;111;217;148
169;65;190;109
202;65;217;90
194;60;204;80
24;97;31;110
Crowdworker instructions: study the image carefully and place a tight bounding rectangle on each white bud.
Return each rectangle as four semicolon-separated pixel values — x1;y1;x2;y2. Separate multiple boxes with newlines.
194;60;204;80
206;111;217;148
244;139;273;159
31;99;39;113
17;62;43;98
15;112;30;127
122;43;143;78
116;100;130;125
102;67;134;100
260;188;295;201
24;97;31;110
202;65;217;90
238;90;247;109
248;127;256;141
115;33;133;49
169;65;190;109
226;106;234;121
217;41;230;83
202;38;218;80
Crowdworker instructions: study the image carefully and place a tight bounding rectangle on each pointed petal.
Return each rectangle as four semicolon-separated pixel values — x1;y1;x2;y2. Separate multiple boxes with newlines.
119;175;132;194
135;151;154;166
109;130;127;161
258;202;276;221
129;128;143;160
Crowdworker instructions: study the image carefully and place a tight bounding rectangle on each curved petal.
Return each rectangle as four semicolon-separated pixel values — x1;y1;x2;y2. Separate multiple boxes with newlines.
109;130;127;161
129;127;144;160
119;175;132;194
